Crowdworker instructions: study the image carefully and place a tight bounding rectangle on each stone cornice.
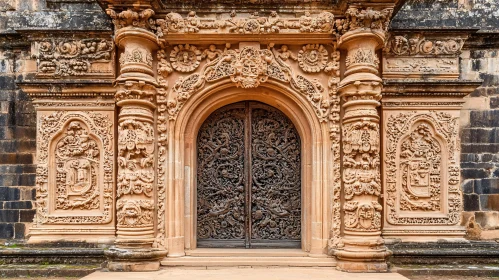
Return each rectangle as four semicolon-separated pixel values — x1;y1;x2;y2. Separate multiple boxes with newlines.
382;79;483;97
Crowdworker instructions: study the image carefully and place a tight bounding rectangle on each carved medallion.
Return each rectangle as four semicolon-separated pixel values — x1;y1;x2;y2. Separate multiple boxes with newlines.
55;121;100;210
170;44;202;72
298;44;328;73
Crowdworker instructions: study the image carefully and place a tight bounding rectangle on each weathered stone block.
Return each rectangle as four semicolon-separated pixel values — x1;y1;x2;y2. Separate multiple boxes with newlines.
475;178;499;194
0;210;19;223
480;194;499;211
14;223;24;239
464;194;480;211
0;223;14;239
19;209;35;223
4;201;32;209
0;187;20;201
475;211;499;230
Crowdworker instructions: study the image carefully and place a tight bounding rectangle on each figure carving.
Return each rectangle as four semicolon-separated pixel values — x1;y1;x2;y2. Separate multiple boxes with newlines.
170;44;202;72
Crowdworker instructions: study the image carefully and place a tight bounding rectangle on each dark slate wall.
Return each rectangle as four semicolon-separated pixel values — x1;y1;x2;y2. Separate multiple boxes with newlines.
0;0;111;241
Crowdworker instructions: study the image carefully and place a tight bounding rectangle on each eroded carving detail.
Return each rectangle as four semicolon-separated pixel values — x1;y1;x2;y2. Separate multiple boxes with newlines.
106;8;156;31
346;48;379;68
155;11;337;36
343;7;393;33
385;35;464;56
385;111;461;225
33;39;113;78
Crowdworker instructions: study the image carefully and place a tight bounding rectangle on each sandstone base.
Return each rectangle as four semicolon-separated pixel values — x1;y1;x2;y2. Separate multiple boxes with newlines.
105;248;167;272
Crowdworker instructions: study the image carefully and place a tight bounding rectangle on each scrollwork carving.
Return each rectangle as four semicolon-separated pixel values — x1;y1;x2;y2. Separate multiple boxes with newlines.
33;38;113;78
342;7;393;34
385;34;465;56
342;120;382;232
385;111;461;226
34;111;113;225
167;45;327;121
155;11;337;36
117;199;154;227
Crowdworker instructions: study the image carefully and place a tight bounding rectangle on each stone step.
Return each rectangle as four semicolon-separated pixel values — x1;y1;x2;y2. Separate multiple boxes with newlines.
393;264;499;277
186;248;309;257
161;256;336;267
0;264;100;278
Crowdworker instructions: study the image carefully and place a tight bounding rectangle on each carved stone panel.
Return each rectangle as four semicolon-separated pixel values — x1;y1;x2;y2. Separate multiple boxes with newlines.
29;101;116;243
31;38;115;79
382;106;464;240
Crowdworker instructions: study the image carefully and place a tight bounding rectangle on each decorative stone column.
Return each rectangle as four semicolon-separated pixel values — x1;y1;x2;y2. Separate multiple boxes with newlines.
333;5;393;272
104;8;167;271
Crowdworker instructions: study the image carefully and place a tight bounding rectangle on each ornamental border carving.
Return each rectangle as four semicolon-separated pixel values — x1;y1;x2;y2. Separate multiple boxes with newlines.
165;44;331;121
385;111;461;226
35;111;114;225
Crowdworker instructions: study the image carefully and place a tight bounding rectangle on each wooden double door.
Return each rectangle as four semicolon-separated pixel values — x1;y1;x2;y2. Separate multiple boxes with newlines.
196;101;301;248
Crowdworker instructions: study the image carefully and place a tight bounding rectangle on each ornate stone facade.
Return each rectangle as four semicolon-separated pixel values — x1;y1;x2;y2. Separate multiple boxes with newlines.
8;0;486;273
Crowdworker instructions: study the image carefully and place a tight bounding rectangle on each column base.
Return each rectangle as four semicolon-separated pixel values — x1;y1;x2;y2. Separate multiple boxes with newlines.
335;259;389;273
105;247;167;272
333;238;392;273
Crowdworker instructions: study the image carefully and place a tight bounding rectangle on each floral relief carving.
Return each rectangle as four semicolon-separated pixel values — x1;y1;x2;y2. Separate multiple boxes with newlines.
170;44;202;72
385;34;464;56
342;120;382;232
155;11;337;36
117;119;155;198
298;44;329;73
55;121;100;210
166;45;328;121
33;39;113;78
327;43;342;246
119;48;153;68
341;7;393;34
346;48;379;68
106;8;156;31
117;199;154;227
34;111;113;225
155;86;168;249
385;111;461;226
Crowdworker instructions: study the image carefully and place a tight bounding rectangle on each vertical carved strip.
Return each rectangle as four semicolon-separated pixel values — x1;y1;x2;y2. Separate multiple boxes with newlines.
333;5;393;272
105;8;167;272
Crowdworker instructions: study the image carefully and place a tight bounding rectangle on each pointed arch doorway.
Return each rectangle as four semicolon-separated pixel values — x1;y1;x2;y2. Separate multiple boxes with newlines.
196;101;302;249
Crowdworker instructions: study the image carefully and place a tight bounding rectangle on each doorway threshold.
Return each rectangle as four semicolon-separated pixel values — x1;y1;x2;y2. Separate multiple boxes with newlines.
161;248;335;267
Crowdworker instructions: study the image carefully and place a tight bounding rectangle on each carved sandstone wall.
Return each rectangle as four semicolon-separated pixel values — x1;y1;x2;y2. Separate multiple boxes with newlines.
391;0;499;240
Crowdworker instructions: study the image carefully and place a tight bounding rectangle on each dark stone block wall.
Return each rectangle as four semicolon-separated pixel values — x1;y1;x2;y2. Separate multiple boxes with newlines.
0;48;37;240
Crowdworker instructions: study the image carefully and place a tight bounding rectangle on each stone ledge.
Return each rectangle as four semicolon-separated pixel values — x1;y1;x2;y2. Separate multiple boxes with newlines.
0;264;99;278
0;245;106;265
388;241;499;265
393;264;499;277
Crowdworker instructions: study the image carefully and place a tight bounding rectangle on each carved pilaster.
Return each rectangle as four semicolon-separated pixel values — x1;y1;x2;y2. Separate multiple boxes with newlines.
333;5;393;272
104;7;167;272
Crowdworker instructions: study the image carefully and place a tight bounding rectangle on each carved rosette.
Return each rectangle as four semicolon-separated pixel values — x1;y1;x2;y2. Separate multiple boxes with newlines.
34;111;114;226
384;111;461;226
298;44;328;73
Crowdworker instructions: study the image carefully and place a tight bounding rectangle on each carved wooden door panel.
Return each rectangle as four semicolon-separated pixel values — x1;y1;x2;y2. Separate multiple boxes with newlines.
197;101;301;248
